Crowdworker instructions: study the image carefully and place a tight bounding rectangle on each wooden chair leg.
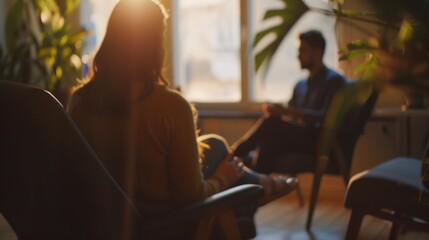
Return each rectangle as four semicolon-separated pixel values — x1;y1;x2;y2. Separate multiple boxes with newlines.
388;222;399;240
345;210;364;240
387;211;404;240
305;171;322;230
305;155;330;231
289;174;304;207
333;139;350;184
295;180;304;207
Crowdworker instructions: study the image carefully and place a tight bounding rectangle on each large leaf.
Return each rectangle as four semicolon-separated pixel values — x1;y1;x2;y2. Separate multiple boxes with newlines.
26;0;43;45
3;0;85;92
65;0;81;16
37;0;61;14
5;0;24;50
253;0;309;74
319;80;374;155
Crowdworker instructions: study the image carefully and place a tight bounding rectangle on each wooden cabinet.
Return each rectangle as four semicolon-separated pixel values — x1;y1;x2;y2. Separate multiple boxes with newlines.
352;108;429;176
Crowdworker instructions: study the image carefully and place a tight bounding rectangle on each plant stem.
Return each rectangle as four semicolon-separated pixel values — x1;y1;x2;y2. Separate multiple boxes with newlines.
309;7;397;30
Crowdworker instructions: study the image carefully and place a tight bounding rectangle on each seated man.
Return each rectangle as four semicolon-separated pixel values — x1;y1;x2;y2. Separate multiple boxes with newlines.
232;30;346;174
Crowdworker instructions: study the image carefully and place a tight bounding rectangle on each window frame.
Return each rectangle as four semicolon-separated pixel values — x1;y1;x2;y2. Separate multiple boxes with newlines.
79;0;339;113
169;0;261;113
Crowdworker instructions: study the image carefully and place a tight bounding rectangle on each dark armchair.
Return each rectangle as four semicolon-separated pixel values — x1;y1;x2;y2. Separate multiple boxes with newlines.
0;80;263;239
344;142;429;239
272;81;378;230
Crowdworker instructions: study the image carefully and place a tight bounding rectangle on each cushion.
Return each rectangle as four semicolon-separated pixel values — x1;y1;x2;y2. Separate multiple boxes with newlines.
345;157;429;222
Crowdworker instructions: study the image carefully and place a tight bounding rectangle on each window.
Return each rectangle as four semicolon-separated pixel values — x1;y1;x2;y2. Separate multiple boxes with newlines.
80;0;339;110
174;0;339;109
174;0;241;103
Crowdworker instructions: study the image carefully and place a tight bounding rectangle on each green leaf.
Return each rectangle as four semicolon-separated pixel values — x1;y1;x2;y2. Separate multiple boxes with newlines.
354;59;370;74
70;30;87;44
65;0;81;16
345;40;374;50
339;39;377;61
253;0;309;73
39;47;57;58
44;55;56;68
26;1;43;45
48;74;58;92
353;54;378;80
320;80;374;154
398;18;413;43
59;35;70;46
5;0;24;50
37;0;60;14
62;47;72;58
339;49;369;61
55;66;63;79
51;14;65;32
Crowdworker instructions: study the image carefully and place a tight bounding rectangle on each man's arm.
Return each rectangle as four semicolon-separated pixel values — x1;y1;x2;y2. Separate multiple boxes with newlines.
264;74;346;126
263;103;323;125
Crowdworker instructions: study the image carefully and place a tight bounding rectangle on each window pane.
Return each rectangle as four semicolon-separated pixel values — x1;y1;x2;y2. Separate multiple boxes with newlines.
175;0;241;102
251;0;339;103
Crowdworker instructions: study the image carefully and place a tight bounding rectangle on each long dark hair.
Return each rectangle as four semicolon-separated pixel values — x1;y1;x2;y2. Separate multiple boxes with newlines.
83;0;169;110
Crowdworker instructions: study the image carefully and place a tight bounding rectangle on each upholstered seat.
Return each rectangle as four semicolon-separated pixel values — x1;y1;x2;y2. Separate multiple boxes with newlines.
344;157;429;239
346;157;429;220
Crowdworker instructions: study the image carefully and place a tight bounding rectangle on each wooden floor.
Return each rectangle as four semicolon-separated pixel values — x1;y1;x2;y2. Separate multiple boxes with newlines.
1;173;428;239
254;173;429;240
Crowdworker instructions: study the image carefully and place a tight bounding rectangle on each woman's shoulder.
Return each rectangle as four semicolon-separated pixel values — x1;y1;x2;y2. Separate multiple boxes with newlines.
151;84;194;116
154;84;180;95
153;85;189;105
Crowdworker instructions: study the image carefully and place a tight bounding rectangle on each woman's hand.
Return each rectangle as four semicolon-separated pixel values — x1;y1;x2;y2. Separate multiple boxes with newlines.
213;153;244;185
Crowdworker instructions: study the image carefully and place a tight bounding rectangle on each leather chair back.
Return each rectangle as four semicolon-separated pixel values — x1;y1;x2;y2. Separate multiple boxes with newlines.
0;81;142;240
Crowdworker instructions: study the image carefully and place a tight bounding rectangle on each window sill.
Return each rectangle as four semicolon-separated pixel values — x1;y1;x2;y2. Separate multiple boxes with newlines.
198;110;262;119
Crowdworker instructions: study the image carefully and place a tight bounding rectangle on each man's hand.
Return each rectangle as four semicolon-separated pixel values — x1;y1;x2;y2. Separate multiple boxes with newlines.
262;103;307;126
262;103;284;117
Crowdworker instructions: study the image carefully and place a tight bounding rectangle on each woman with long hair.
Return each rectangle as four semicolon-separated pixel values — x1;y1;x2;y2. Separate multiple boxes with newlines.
68;0;296;238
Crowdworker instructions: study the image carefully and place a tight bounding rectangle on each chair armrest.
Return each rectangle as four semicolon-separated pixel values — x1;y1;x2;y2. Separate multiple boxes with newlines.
141;184;263;234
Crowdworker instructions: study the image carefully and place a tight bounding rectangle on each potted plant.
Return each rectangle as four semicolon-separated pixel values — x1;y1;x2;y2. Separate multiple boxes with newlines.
253;0;429;192
255;0;429;92
0;0;86;106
